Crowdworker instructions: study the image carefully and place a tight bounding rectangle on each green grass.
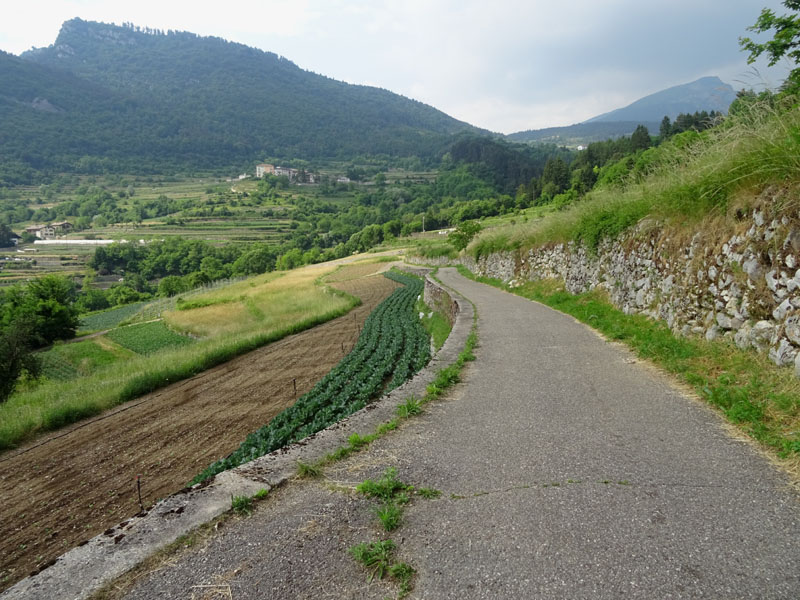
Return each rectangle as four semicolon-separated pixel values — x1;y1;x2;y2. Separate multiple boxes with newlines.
416;298;452;351
357;467;412;503
349;539;398;582
39;339;130;380
105;321;194;355
456;265;800;463
349;538;416;597
231;494;254;516
375;502;404;531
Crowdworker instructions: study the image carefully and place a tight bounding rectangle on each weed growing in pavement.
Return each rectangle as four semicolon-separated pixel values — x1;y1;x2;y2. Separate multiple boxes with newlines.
348;540;416;598
395;396;422;418
349;539;396;581
416;487;442;499
388;562;416;597
375;502;404;531
357;468;413;502
231;495;253;516
296;461;323;478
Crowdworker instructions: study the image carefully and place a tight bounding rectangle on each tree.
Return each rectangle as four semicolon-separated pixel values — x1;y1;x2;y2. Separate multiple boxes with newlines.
659;116;672;139
0;224;16;247
448;220;482;252
630;125;651;152
541;157;570;195
740;1;800;91
23;275;80;344
0;320;41;403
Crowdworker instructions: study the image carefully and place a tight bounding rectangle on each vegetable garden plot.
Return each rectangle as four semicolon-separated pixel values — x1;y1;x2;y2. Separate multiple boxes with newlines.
105;321;194;355
193;271;430;483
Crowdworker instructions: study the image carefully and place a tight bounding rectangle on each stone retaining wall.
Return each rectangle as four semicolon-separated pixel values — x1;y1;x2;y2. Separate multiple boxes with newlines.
409;186;800;375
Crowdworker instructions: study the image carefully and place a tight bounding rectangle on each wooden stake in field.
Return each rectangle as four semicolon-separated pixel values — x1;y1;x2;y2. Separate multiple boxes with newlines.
292;378;297;397
136;475;143;512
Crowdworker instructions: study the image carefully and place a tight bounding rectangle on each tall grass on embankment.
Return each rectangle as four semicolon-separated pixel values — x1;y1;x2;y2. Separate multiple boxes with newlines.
471;96;800;257
0;264;358;451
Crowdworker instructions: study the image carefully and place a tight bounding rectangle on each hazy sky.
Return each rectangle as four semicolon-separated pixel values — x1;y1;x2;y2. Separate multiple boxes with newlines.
0;1;793;133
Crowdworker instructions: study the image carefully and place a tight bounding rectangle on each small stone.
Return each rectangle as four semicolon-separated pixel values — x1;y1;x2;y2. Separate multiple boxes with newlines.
766;269;778;292
750;321;776;351
785;316;800;345
705;325;722;341
770;338;797;367
787;254;797;269
785;230;800;253
773;298;793;321
742;258;762;282
716;313;733;329
735;325;752;350
754;210;765;227
708;265;718;280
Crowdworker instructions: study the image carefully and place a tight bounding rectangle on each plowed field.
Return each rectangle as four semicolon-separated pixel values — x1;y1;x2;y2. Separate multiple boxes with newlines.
0;263;400;591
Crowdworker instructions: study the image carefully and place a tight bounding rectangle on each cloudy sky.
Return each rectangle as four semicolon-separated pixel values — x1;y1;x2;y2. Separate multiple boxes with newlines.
0;1;793;133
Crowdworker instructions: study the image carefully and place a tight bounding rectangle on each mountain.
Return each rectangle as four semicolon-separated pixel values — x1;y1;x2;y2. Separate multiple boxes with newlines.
584;76;736;123
509;76;736;146
507;121;660;146
1;18;483;178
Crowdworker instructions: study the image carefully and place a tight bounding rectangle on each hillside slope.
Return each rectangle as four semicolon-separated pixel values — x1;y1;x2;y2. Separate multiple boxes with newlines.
509;76;736;146
585;76;735;123
2;18;483;175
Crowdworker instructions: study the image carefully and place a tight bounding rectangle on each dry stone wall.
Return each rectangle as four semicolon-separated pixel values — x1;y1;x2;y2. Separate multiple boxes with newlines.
409;187;800;375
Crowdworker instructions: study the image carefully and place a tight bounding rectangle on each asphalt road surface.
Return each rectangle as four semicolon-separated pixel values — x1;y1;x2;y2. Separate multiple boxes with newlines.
120;267;800;599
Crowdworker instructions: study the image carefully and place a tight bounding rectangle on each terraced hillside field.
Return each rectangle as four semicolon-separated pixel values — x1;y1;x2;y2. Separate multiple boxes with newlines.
0;262;401;591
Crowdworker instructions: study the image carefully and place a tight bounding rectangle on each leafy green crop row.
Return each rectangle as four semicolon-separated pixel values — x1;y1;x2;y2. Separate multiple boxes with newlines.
191;271;430;484
105;321;194;355
79;301;148;332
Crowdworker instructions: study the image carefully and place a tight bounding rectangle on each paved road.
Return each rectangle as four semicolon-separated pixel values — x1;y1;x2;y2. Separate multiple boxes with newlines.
121;267;800;599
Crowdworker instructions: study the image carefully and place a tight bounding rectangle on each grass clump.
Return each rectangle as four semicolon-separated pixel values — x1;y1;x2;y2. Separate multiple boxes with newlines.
375;502;404;531
297;460;323;478
396;396;423;418
416;487;442;499
349;540;416;597
349;539;396;581
357;467;412;503
231;494;254;516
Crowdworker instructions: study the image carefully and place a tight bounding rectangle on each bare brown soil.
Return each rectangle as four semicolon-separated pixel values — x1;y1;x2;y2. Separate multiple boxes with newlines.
0;265;400;591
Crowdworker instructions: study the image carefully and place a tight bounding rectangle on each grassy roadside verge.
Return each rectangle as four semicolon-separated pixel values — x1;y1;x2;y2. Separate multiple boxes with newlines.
455;265;800;472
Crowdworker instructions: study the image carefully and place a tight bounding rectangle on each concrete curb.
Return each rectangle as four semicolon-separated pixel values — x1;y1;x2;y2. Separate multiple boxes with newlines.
2;272;474;600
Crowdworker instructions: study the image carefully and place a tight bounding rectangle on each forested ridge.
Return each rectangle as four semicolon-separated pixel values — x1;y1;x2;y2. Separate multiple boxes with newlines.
0;18;484;182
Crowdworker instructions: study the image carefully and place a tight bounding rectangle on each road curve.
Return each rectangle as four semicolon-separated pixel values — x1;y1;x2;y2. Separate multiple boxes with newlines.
118;266;800;599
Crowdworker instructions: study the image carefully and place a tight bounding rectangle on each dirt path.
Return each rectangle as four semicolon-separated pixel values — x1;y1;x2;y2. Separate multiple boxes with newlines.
0;265;399;591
